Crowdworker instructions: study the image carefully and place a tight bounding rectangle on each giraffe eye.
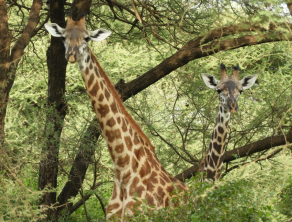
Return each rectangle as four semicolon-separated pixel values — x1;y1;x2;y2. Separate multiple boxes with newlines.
85;37;90;42
216;89;221;94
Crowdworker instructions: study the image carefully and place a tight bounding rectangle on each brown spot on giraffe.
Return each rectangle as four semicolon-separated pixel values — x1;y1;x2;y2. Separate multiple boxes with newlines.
160;178;166;186
105;128;122;143
129;127;133;136
115;144;124;153
150;171;158;184
136;185;144;197
94;66;99;75
105;89;110;101
133;132;140;145
166;185;174;194
142;178;148;185
106;117;116;127
164;197;170;207
111;183;118;200
146;194;155;206
131;157;138;173
147;180;155;192
106;203;121;216
100;80;104;90
89;84;99;96
86;55;90;63
122;170;131;184
218;126;224;134
139;160;150;178
91;100;96;107
110;102;118;114
85;67;89;75
98;94;104;102
214;129;217;138
134;147;145;161
116;116;121;124
88;74;94;88
124;136;133;151
121;119;127;132
117;154;130;167
97;104;110;118
129;177;139;195
161;172;171;183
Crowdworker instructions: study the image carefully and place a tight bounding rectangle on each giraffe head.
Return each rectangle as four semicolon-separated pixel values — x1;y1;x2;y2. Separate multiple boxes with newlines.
44;16;111;63
201;64;257;113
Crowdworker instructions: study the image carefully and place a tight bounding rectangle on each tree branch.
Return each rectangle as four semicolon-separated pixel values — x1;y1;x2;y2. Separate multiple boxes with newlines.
10;0;43;64
117;24;292;101
175;131;292;182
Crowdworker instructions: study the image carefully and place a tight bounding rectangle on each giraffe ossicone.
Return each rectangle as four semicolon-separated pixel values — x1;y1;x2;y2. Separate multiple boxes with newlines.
45;16;188;219
200;63;258;181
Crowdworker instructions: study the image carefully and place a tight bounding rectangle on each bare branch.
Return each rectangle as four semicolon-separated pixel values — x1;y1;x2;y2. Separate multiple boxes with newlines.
118;23;292;102
175;131;292;182
10;0;43;64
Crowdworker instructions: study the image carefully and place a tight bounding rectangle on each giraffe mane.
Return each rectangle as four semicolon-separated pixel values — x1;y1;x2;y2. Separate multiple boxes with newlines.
90;50;155;151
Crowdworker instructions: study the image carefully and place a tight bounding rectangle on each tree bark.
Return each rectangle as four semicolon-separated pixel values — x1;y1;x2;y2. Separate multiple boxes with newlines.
38;0;67;219
71;0;92;20
0;0;12;145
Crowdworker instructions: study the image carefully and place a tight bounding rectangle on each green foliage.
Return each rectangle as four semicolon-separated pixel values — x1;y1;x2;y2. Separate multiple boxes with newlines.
2;0;292;221
127;176;280;222
277;178;292;218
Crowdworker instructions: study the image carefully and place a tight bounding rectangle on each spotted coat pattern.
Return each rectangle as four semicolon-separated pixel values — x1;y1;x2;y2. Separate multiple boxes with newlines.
46;17;189;219
202;105;230;181
200;64;258;182
80;49;188;219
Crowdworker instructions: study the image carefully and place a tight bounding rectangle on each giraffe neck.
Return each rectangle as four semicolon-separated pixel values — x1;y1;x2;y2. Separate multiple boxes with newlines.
77;48;154;169
76;48;188;219
204;105;230;181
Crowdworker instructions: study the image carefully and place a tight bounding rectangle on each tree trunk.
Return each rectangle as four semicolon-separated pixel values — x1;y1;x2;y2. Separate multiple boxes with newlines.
38;0;67;219
57;118;100;215
0;1;12;145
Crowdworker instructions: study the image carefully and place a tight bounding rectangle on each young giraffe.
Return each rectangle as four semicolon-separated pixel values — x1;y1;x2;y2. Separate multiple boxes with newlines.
200;64;257;181
45;16;188;219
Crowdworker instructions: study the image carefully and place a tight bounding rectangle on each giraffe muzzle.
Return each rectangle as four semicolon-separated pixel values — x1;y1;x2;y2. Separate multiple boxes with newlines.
68;54;76;63
66;48;78;63
227;100;238;113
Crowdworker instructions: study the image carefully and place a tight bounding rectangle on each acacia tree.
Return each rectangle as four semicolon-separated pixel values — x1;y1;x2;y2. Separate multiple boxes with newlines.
2;0;292;221
0;0;44;145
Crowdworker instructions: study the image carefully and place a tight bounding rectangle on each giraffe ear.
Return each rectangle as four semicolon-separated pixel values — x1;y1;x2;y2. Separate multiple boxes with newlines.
88;28;111;42
44;23;65;37
240;74;258;90
201;73;219;89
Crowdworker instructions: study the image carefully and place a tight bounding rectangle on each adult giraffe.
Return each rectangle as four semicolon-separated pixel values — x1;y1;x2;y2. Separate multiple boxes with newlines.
201;63;257;181
45;16;188;219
